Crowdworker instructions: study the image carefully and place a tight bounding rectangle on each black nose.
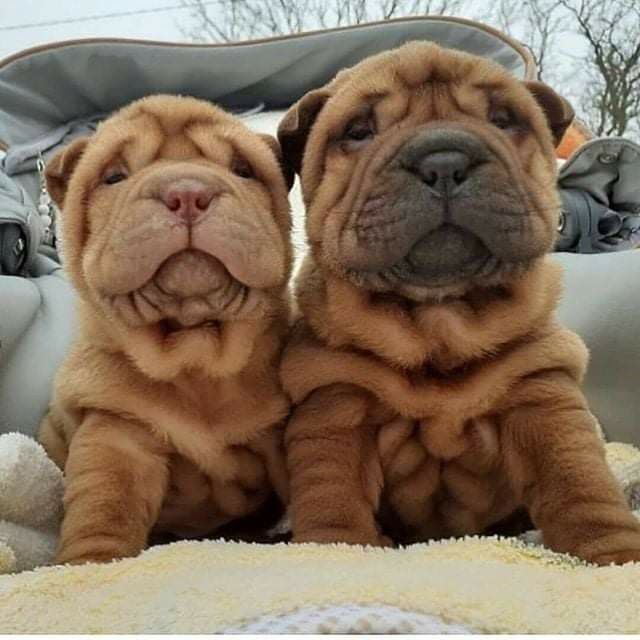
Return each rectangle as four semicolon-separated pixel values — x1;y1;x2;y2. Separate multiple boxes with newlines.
414;150;471;196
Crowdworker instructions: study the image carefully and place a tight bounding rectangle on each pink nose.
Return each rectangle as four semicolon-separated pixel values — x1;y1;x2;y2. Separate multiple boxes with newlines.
161;179;216;221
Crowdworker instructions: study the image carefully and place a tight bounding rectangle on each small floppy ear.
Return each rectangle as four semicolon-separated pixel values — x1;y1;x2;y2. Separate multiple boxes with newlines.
258;133;295;191
277;89;330;177
523;81;575;147
45;137;90;207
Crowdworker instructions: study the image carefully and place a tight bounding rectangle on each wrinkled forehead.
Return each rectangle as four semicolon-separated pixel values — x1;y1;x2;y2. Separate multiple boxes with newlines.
323;46;530;129
89;107;245;169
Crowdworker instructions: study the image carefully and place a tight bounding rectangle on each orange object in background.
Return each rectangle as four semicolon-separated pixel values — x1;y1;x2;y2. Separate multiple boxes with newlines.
556;119;593;159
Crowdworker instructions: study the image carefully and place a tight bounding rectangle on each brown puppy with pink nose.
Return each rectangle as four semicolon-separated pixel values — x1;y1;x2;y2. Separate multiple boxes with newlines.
39;95;293;565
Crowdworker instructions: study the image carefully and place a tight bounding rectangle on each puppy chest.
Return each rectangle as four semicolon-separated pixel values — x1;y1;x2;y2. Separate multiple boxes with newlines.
374;411;517;540
155;447;275;538
154;376;289;475
169;374;288;436
373;401;502;462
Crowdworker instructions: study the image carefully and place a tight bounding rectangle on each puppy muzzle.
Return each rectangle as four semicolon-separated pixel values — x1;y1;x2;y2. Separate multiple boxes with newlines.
337;125;541;287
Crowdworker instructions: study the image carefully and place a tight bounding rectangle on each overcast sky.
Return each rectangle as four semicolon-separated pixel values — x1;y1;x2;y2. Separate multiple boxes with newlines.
2;1;190;58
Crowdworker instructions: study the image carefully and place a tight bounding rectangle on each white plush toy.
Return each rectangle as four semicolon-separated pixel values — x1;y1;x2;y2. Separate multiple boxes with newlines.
0;432;63;573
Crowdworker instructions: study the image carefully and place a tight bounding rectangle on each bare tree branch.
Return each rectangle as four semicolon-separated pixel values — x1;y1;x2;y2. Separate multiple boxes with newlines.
486;0;567;82
179;0;473;42
558;0;640;137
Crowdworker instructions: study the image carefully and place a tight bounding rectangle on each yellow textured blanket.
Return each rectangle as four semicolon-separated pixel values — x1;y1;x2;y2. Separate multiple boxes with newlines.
0;441;638;634
1;536;640;633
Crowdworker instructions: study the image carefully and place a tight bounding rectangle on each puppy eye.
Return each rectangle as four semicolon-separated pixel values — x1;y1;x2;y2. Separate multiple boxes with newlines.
346;123;373;141
342;116;375;146
104;170;128;185
490;107;517;130
232;157;254;180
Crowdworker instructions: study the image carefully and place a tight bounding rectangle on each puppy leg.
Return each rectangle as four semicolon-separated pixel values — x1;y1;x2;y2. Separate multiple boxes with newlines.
286;384;388;546
38;411;69;470
56;412;169;565
502;375;640;565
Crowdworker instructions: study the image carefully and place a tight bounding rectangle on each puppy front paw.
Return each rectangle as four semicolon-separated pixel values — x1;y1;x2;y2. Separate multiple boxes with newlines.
552;525;640;566
55;537;142;566
589;548;640;566
579;528;640;566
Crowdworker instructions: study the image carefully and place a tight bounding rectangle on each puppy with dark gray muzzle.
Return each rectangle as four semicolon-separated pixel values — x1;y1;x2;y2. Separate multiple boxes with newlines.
278;42;640;565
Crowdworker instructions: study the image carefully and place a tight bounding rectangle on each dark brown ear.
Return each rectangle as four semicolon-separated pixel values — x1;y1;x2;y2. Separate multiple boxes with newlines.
258;133;295;191
45;137;89;207
277;89;330;177
524;81;575;147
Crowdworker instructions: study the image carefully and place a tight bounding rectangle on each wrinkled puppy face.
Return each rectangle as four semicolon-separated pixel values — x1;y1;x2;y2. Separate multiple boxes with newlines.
279;43;574;299
48;95;293;331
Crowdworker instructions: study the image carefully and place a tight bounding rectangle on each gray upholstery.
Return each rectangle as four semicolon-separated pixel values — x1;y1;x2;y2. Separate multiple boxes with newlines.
0;255;75;437
0;17;534;206
557;139;640;252
0;17;533;151
555;251;639;446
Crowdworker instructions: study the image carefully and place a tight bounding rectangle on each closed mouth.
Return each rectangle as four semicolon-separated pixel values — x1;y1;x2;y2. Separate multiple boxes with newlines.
157;317;221;336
